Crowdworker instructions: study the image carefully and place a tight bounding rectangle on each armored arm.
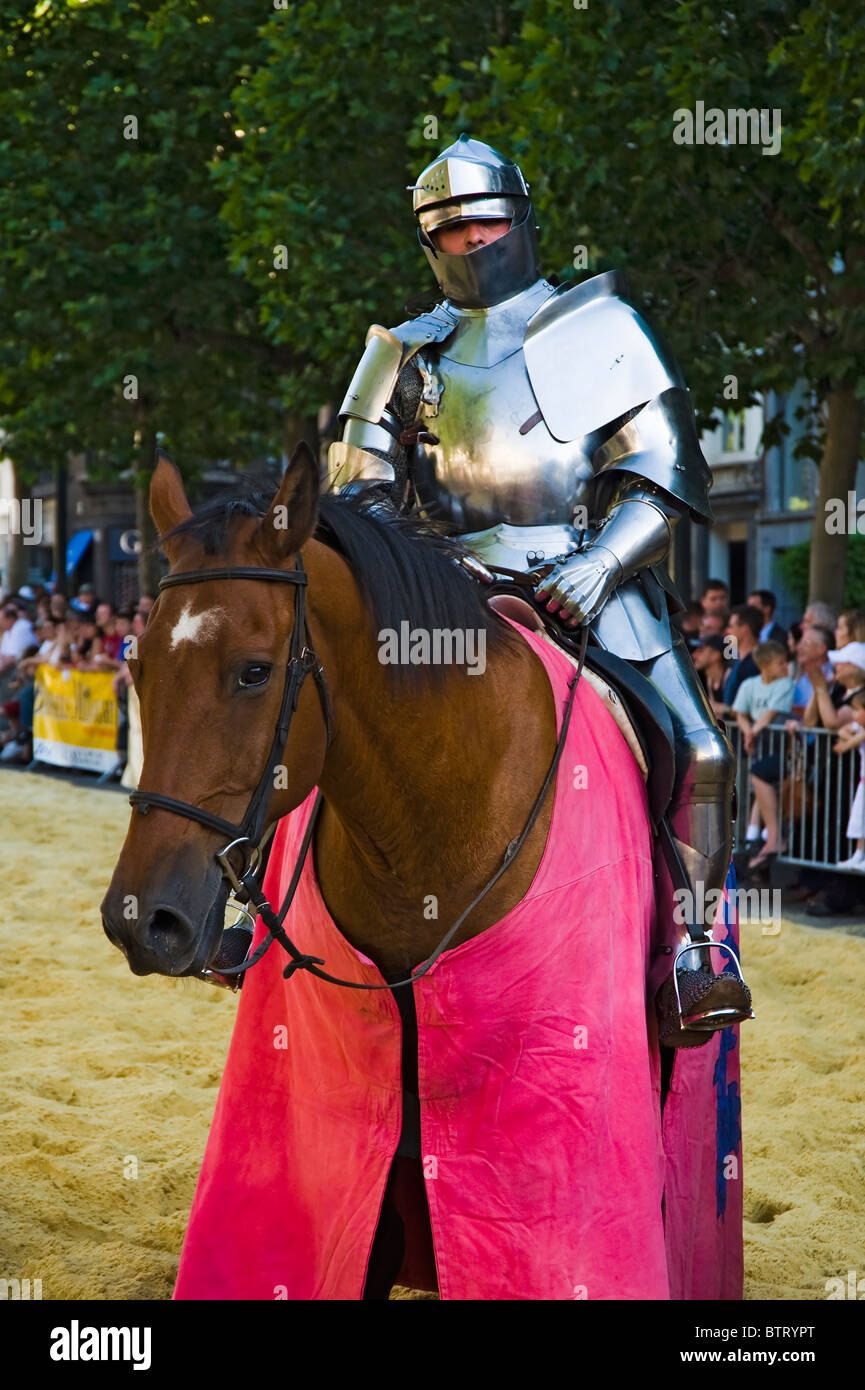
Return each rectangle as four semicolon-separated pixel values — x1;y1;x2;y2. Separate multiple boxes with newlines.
326;326;410;512
529;273;711;624
534;396;704;624
326;305;458;511
536;474;678;624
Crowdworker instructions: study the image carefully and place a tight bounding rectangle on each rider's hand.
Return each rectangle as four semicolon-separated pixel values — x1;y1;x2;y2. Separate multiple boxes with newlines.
534;546;623;627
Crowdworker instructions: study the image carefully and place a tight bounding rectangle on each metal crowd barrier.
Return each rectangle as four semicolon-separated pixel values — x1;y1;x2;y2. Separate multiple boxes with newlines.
725;721;864;872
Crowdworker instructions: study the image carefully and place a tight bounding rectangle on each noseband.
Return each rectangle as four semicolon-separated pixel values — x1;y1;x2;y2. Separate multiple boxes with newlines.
129;554;585;993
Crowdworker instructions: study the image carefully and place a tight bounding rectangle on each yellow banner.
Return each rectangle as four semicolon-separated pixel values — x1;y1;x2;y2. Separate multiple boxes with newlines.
33;665;120;773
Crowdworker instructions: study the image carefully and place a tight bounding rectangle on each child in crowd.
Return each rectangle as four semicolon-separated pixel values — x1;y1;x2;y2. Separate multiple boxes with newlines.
834;689;865;870
733;642;796;752
732;641;796;869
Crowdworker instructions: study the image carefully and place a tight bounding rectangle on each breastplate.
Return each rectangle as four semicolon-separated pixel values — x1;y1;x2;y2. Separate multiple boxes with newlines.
412;280;596;532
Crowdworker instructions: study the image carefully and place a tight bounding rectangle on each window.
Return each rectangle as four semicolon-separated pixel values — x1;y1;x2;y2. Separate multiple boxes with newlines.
777;385;818;512
721;409;747;455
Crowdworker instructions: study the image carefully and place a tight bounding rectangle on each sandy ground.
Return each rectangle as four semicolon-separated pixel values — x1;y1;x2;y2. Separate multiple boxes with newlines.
1;768;863;1301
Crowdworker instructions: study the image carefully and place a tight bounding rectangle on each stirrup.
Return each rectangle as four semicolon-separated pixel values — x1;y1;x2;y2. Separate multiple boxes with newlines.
671;938;755;1034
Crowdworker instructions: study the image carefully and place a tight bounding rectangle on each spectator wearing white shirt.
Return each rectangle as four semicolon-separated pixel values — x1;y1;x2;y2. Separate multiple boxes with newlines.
834;689;865;869
0;603;37;674
803;643;865;731
15;617;59;680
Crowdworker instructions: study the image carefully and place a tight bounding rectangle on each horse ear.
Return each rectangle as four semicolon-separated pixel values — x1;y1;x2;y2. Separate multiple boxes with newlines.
150;452;193;549
260;440;320;560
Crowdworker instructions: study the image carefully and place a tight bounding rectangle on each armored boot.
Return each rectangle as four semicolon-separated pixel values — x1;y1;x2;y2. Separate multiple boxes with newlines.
648;647;753;1048
656;798;753;1048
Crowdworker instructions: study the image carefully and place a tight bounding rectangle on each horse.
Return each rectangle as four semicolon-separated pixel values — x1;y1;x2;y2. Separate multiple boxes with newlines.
101;443;738;1300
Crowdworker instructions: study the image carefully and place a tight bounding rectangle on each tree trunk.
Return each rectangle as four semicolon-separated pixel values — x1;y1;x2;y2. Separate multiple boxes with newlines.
132;414;161;598
808;383;864;609
283;413;320;470
5;462;30;594
4;530;27;595
53;457;69;598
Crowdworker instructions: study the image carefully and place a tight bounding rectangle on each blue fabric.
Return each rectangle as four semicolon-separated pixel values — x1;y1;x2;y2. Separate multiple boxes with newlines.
714;861;742;1219
66;529;93;576
19;680;35;732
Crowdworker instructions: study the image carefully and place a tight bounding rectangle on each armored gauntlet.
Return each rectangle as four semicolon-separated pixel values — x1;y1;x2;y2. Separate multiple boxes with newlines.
536;482;675;626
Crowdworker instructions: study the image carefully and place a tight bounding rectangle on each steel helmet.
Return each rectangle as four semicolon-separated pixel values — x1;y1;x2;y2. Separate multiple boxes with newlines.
409;135;541;308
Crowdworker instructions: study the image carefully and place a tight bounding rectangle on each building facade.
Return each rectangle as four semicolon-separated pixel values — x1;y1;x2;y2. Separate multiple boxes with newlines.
0;453;282;605
675;388;829;628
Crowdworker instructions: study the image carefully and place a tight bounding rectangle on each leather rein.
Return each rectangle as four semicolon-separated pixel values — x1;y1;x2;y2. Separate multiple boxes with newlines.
129;556;586;992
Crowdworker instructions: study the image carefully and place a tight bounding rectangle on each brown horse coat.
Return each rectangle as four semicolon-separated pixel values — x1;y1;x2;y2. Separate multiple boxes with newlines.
174;619;670;1300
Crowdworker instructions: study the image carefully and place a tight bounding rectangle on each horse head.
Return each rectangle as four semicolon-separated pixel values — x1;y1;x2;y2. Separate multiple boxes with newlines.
100;442;332;978
102;448;547;984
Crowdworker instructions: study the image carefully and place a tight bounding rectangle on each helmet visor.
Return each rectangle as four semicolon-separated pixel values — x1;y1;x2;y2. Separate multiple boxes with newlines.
417;194;524;236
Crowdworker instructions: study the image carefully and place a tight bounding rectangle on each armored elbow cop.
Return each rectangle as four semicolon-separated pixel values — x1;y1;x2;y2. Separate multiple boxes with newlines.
326;328;403;492
591;389;713;525
326;307;460;497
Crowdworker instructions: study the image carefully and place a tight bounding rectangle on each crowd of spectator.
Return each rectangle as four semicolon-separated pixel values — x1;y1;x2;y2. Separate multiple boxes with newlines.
3;568;864;920
681;579;865;918
0;582;153;768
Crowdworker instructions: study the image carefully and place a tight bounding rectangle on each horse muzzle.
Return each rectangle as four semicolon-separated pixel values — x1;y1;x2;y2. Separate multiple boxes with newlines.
100;872;230;978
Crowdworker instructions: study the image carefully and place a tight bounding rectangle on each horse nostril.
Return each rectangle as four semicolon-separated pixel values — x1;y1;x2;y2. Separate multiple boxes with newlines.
147;907;194;951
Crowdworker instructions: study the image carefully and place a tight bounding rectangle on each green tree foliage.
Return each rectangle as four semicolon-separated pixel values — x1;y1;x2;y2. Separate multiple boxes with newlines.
776;535;865;610
0;0;286;585
0;11;279;466
2;1;863;603
0;0;504;588
213;0;507;419
433;0;865;604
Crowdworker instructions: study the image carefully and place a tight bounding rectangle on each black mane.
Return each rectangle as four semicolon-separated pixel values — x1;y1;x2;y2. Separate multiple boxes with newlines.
160;484;521;685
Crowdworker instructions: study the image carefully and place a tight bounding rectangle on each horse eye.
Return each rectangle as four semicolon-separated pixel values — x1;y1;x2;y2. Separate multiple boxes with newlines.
238;663;271;689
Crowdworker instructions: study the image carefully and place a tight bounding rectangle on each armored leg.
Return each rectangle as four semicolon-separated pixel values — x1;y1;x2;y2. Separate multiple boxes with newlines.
639;631;735;905
637;631;752;1046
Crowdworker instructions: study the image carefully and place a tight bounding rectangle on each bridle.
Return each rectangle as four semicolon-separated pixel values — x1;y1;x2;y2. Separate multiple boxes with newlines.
129;554;586;992
129;556;332;978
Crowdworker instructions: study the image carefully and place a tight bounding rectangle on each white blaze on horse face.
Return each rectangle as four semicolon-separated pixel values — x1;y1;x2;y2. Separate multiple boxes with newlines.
169;602;227;649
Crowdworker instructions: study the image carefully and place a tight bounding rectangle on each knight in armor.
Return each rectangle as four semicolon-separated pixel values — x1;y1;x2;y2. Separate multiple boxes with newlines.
327;135;752;1046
